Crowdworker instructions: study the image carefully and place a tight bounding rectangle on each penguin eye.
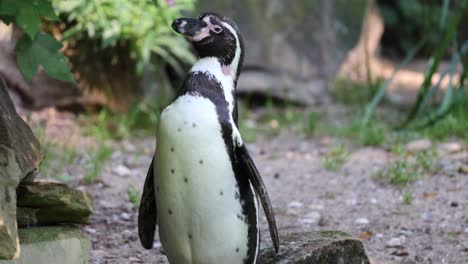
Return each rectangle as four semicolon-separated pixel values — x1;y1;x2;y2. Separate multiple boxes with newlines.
211;26;223;34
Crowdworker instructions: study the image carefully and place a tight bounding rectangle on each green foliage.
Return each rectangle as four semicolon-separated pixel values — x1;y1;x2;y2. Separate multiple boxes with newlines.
127;185;141;208
330;76;382;105
0;0;74;82
16;33;75;82
322;145;348;171
361;40;424;125
418;95;468;141
83;144;113;184
81;100;160;140
399;8;464;128
365;1;467;130
52;0;196;75
39;141;78;182
403;191;413;205
378;0;455;55
374;148;439;188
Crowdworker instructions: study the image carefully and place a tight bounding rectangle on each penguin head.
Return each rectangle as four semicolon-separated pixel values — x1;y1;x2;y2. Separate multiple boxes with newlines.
172;12;244;80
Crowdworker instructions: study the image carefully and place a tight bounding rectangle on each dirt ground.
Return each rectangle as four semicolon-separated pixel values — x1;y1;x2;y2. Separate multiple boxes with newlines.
29;108;467;264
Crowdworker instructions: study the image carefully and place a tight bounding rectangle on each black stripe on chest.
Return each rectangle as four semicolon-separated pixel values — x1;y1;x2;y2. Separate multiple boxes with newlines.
179;72;258;263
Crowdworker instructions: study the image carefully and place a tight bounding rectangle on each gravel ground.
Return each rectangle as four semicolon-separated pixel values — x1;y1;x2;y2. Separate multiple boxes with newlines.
28;108;468;264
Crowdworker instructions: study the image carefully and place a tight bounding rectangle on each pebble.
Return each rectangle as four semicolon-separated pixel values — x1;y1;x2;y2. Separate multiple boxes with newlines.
406;139;432;153
355;218;370;225
288;201;303;208
308;204;324;210
437;142;463;154
370;198;378;204
386;236;406;247
346;199;357;206
122;229;133;238
420;212;432;223
84;227;96;234
128;257;140;262
100;200;121;209
153;241;162;248
464;227;468;233
459;164;468;174
398;229;413;236
113;164;132;177
111;214;119;222
300;211;322;225
120;212;131;221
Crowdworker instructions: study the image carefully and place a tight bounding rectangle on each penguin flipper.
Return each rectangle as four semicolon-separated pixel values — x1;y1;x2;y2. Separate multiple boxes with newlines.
237;145;280;253
138;156;157;249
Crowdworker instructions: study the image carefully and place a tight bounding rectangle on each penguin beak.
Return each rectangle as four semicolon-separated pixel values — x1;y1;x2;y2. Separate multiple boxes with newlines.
172;18;209;42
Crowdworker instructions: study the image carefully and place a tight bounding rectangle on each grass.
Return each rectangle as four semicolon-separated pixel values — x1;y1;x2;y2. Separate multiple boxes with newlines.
127;185;141;208
330;76;382;105
82;144;113;184
418;97;468;141
403;191;414;205
80;100;160;140
373;147;440;188
322;145;348;171
238;99;305;142
39;141;78;182
239;90;468;148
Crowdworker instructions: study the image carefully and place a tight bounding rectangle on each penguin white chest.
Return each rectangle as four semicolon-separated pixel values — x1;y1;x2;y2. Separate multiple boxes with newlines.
155;95;251;264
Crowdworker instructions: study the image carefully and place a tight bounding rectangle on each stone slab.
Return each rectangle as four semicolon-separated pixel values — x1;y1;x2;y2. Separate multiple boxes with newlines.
0;146;21;259
0;226;90;264
259;231;370;264
16;182;93;226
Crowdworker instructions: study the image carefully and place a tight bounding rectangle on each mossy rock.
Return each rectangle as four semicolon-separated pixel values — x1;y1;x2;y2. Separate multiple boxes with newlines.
259;231;370;264
16;182;93;226
0;226;90;264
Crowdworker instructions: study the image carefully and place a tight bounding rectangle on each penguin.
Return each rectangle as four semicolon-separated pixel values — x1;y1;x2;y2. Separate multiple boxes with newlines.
138;12;279;264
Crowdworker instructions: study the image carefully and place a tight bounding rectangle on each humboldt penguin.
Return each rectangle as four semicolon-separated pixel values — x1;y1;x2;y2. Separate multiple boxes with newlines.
138;12;279;264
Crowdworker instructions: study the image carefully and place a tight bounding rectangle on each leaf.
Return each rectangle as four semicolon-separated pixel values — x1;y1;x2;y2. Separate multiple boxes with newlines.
361;39;425;126
2;0;58;38
16;5;41;38
36;0;59;21
418;43;468;128
0;0;18;16
399;10;463;128
16;33;75;83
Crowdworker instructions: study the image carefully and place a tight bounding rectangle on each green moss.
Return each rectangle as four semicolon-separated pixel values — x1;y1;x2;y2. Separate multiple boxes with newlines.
318;230;351;238
18;226;87;244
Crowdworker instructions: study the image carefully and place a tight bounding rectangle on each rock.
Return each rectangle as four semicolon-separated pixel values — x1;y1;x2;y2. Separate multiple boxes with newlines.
113;164;131;177
196;0;367;104
1;81;44;259
386;236;406;248
339;0;384;82
437;142;463;154
406;139;432;153
300;211;322;225
0;80;41;182
355;218;370;225
0;226;90;264
259;231;370;264
420;212;432;223
287;201;303;209
0;146;21;259
237;71;325;105
459;164;468;174
16;182;93;226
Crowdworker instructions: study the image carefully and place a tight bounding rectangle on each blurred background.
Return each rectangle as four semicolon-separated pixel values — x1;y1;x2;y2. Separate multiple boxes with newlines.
0;0;467;263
